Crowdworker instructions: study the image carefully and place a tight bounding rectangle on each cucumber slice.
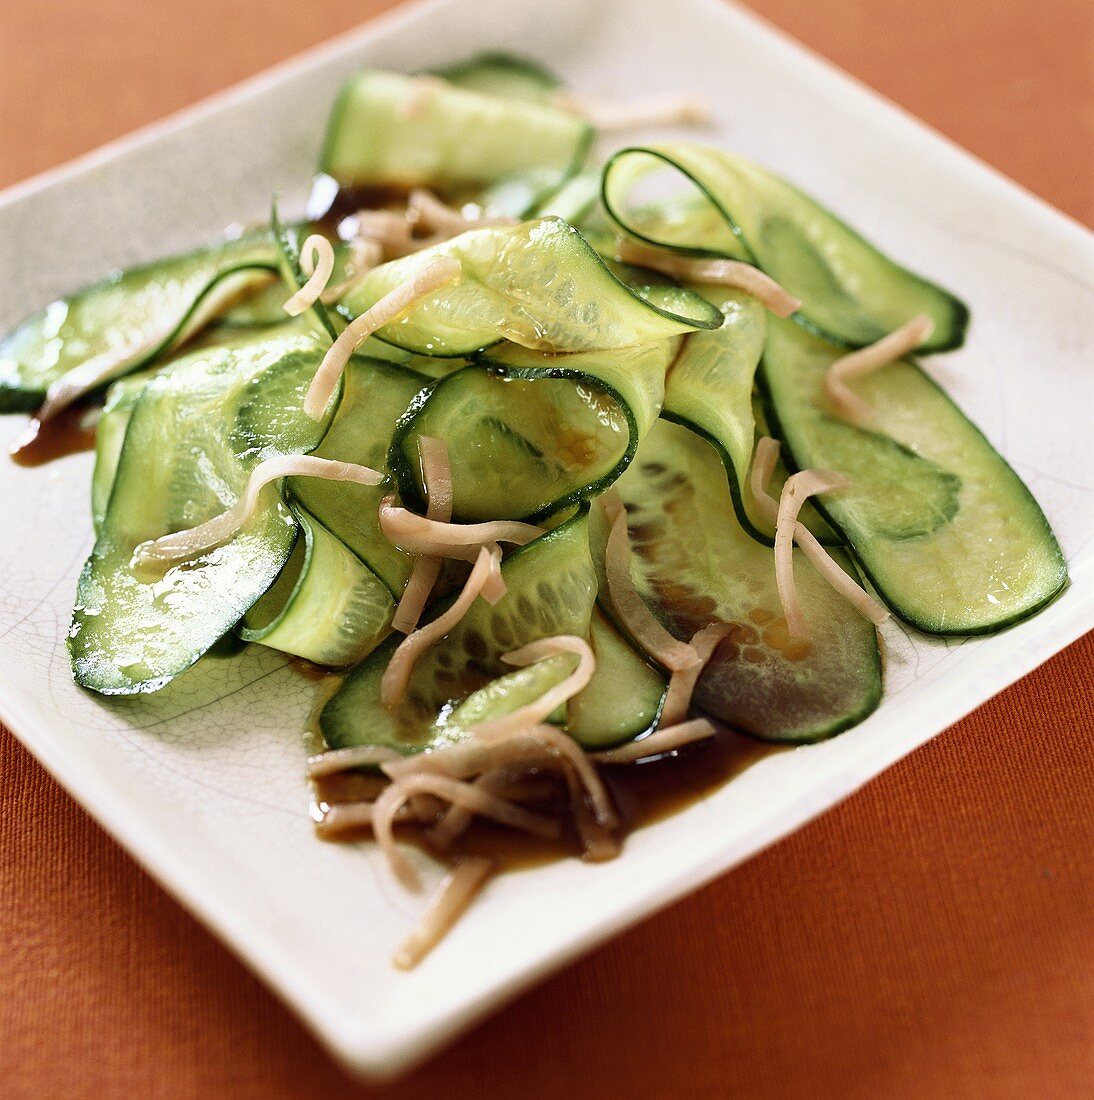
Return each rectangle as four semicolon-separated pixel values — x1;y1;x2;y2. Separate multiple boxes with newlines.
600;418;882;743
432;52;560;103
271;211;342;342
271;212;431;371
601;144;969;351
288;355;427;595
752;395;838;544
481;166;602;224
655;289;835;545
69;332;327;695
91;374;150;533
339;218;722;357
530;170;602;224
0;229;279;412
239;504;394;667
390;338;674;521
216;278;294;328
567;610;665;748
321;510;596;754
434;607;666;751
760;318;1067;634
320;70;592;194
475;169;571;219
660;288;773;540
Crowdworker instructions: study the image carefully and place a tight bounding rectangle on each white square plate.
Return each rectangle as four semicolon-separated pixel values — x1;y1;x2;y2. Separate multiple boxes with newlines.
1;0;1091;1080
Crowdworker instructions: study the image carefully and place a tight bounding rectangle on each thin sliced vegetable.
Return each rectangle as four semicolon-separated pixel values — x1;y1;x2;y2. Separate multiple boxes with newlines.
239;504;395;667
597;418;882;743
283;234;337;316
660;623;732;727
601;144;968;350
774;469;852;639
566;610;665;748
338;218;722;357
320;70;593;193
289;356;429;596
321;510;663;754
133;454;382;569
592;717;717;763
760;317;1067;634
392;436;452;634
432;52;559;103
751;436;889;630
91;374;150;533
305;256;462;418
616;239;800;317
391;338;675;521
603;498;701;673
0;229;279;414
553;91;710;131
823;314;934;423
379;497;543;560
530;170;601;224
393;856;496;970
70;332;328;694
381;546;502;708
660;289;773;540
470;635;596;741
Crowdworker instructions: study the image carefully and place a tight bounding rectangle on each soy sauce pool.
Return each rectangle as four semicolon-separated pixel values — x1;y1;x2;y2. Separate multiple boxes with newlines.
444;729;780;873
9;407;97;466
308;690;783;876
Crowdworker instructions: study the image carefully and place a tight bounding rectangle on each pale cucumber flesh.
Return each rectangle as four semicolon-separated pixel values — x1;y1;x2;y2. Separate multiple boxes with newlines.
760;318;1067;634
602;418;883;742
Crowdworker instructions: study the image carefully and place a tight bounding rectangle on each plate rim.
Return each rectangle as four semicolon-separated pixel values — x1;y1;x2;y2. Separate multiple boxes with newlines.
1;0;1092;1079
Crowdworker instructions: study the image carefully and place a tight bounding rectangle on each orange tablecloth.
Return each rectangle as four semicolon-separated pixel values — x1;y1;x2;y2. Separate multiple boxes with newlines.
1;2;1091;1096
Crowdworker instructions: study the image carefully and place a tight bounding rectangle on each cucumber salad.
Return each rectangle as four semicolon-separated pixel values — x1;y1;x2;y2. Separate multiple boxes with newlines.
1;53;1067;968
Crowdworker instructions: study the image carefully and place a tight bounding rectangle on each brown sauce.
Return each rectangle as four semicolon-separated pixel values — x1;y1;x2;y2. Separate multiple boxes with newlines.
447;730;782;873
9;407;98;466
289;656;337;683
298;648;785;877
307;174;417;230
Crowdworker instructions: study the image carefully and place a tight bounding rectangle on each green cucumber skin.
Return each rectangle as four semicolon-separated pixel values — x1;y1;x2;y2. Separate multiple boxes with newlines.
0;260;280;412
320;508;665;754
338;218;722;360
319;509;591;753
604;420;882;744
70;335;328;695
659;411;773;546
430;52;561;101
600;146;970;354
319;70;593;195
238;502;395;668
288;356;427;598
387;362;644;525
0;229;280;411
91;375;150;533
270;208;340;341
758;329;1068;636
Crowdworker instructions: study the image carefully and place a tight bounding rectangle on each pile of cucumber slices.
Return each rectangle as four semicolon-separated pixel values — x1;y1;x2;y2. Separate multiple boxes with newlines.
0;52;1067;754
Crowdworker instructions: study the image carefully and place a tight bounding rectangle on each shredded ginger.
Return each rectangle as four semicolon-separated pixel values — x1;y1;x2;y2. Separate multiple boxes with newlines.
282;234;336;316
750;437;889;633
602;491;700;672
391;436;453;634
616;239;801;318
133;455;382;568
659;623;732;727
824;314;935;422
552;90;710;131
380;545;502;708
304;256;461;419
